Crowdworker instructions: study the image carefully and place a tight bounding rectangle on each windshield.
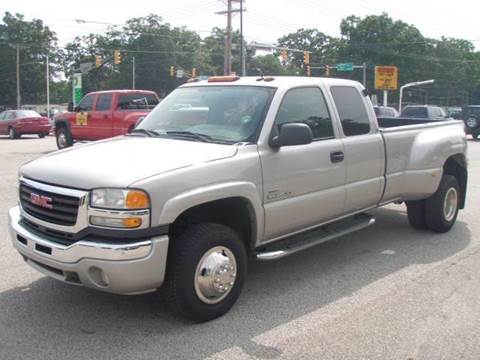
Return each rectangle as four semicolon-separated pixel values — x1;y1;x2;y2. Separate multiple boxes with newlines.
15;110;40;118
136;86;275;143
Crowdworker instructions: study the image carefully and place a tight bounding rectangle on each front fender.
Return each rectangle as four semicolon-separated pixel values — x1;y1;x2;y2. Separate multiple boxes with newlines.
158;181;264;244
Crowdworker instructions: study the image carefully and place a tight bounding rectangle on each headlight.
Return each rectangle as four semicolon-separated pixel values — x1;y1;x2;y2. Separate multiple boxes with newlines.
90;188;150;210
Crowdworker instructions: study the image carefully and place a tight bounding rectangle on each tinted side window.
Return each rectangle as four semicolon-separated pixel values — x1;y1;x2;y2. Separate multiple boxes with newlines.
78;95;94;111
275;87;334;139
96;94;112;111
331;86;370;136
402;107;427;118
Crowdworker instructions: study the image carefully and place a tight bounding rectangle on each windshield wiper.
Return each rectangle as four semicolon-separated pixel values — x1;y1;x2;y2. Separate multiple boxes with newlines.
130;128;162;137
166;131;214;143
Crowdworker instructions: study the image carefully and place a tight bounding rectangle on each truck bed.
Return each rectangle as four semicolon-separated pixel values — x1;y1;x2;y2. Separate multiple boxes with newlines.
377;117;448;128
378;118;466;204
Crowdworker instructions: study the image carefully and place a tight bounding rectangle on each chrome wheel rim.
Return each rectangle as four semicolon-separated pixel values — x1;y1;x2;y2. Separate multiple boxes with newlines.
194;246;237;305
443;187;458;222
57;132;66;148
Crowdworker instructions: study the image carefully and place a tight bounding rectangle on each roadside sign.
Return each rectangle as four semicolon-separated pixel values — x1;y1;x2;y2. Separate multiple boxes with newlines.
375;66;398;90
336;63;354;72
72;73;82;106
176;69;184;78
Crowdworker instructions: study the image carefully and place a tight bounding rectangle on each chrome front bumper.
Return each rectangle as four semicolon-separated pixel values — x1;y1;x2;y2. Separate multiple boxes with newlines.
8;206;169;295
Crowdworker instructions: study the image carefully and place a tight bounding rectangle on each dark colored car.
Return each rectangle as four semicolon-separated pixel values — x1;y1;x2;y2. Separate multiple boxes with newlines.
374;106;399;118
400;105;448;120
461;105;480;140
0;110;52;139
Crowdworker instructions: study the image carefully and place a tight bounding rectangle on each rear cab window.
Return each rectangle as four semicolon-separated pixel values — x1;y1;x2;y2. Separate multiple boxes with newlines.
330;86;371;136
117;93;159;110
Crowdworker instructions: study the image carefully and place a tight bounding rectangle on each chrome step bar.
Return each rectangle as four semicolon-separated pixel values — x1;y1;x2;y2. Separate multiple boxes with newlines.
255;213;375;261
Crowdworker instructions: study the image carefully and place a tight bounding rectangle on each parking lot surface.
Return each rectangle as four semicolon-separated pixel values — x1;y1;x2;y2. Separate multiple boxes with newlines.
1;135;479;360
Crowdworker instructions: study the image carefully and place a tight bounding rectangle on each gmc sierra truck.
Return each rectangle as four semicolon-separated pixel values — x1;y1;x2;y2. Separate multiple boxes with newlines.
8;76;468;322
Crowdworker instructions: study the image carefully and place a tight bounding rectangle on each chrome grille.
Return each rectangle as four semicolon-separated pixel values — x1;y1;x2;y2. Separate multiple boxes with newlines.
20;182;80;226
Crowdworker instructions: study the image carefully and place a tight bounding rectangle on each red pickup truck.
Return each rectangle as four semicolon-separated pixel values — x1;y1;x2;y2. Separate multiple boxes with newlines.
54;90;159;149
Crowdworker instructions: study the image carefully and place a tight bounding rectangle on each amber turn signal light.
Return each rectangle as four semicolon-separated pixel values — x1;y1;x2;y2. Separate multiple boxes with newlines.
125;190;149;209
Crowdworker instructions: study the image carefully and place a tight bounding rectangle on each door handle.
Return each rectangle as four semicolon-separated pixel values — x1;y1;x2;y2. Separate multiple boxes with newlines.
330;151;345;163
103;114;108;119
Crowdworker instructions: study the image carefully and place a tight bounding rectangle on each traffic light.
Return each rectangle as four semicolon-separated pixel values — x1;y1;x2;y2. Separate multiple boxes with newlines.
114;50;121;65
306;65;311;76
325;65;331;77
303;51;310;65
192;68;197;78
280;49;288;62
169;66;176;77
95;55;102;68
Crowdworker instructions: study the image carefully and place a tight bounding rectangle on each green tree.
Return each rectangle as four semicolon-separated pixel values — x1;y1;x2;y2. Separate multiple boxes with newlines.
0;12;58;107
277;28;340;76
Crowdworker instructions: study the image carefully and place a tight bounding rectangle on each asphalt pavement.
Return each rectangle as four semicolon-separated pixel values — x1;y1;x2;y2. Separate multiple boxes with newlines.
0;135;479;360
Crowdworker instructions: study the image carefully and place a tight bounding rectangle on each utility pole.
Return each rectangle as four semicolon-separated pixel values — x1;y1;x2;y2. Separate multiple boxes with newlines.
225;0;232;75
16;46;20;109
216;0;243;75
46;52;50;119
9;44;28;109
239;0;246;76
132;56;136;89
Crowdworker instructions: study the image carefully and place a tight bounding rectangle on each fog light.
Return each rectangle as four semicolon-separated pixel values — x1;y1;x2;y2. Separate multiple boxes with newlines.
90;216;142;228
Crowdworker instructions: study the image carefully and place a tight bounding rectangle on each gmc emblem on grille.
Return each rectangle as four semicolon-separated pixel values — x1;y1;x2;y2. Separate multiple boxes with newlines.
30;192;53;209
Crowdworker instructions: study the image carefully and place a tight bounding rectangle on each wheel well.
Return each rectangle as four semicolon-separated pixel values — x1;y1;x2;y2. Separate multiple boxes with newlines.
170;197;257;250
54;120;68;134
444;154;467;209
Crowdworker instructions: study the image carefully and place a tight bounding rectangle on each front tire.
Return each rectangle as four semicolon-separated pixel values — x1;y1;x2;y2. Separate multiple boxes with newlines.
38;133;46;138
425;175;460;233
163;223;247;322
56;127;73;149
8;127;18;139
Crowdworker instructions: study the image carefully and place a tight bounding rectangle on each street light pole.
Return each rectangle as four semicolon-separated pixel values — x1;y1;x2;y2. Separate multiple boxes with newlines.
132;56;136;89
46;52;50;119
399;79;435;113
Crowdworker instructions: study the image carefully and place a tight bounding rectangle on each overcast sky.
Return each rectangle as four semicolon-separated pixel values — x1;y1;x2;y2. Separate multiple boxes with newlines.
3;0;479;48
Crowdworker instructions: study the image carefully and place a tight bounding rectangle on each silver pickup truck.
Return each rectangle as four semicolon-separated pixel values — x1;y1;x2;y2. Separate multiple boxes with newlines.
8;76;468;321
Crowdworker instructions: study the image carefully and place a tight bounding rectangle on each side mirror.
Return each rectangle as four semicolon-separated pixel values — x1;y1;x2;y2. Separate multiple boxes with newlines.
269;123;313;148
67;102;74;112
134;116;145;128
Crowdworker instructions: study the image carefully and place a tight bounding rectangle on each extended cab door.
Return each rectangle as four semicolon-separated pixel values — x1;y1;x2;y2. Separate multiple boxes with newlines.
260;86;347;241
88;93;114;140
329;86;385;212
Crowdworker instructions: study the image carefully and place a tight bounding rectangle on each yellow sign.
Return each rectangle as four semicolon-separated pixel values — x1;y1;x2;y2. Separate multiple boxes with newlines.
375;66;398;90
75;112;88;126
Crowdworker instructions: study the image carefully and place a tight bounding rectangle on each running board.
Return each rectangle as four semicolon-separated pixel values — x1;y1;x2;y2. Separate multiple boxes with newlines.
255;213;375;261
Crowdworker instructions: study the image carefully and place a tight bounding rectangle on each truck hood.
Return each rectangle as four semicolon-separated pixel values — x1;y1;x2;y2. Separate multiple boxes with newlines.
20;136;238;189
